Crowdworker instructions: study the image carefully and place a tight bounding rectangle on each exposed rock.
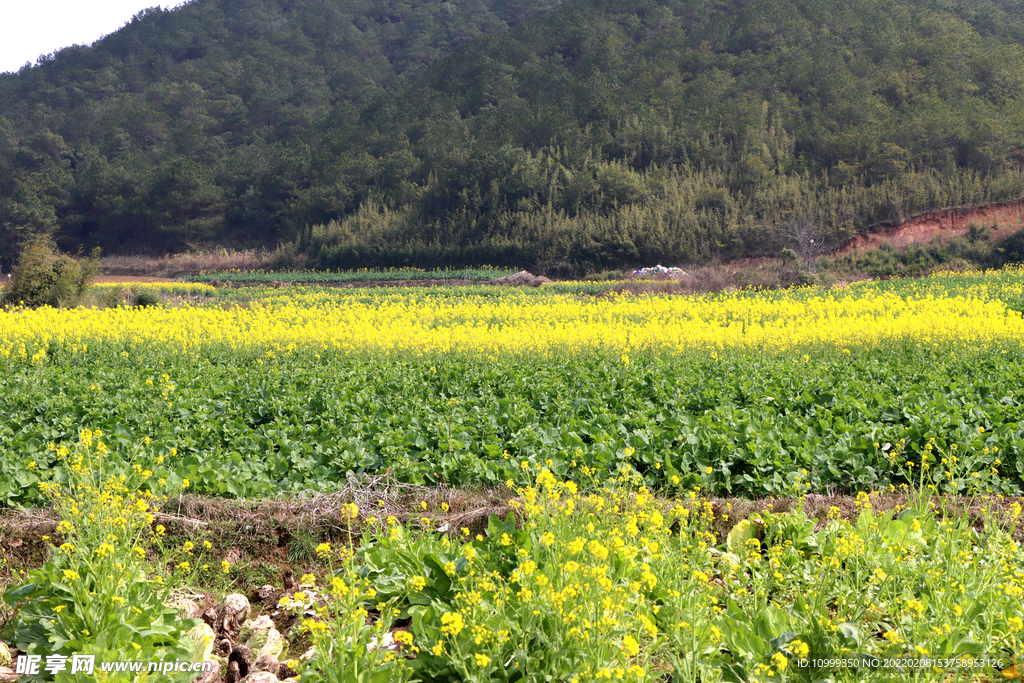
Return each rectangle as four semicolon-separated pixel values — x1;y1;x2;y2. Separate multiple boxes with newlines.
493;270;551;287
225;661;242;683
239;673;279;683
251;585;276;603
277;662;298;680
192;660;222;683
229;645;252;679
253;653;280;675
217;594;251;634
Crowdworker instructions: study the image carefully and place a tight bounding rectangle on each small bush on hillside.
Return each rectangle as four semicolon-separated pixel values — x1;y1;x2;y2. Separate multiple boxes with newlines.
992;229;1024;267
966;221;993;244
1;236;100;308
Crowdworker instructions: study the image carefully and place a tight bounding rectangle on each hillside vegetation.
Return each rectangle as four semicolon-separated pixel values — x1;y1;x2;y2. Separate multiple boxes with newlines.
3;0;1024;273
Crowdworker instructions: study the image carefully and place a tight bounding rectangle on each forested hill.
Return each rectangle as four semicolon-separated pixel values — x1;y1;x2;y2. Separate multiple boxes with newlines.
0;0;563;260
3;0;1024;273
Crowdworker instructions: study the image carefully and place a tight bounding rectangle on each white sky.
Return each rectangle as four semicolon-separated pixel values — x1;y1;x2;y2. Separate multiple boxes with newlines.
1;0;174;74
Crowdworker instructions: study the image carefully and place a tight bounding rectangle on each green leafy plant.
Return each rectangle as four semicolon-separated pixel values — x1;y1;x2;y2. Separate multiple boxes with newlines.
1;429;198;681
297;535;415;683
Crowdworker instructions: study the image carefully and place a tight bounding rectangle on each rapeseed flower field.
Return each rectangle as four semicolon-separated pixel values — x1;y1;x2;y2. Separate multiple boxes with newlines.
3;274;1024;358
2;271;1024;500
1;271;1023;681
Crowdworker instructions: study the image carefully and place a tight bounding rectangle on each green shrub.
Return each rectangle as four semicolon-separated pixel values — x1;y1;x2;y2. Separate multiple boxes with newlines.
1;236;100;308
854;243;901;277
966;221;994;243
130;287;162;308
992;229;1024;267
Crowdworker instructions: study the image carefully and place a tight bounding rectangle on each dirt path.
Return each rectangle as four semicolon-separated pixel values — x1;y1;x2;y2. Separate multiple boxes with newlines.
842;198;1024;253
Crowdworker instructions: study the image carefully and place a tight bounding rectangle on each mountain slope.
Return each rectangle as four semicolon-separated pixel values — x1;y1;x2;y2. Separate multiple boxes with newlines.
2;0;1024;272
0;0;563;258
291;0;1024;271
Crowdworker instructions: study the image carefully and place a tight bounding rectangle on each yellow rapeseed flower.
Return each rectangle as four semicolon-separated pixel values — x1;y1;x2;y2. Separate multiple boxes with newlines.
621;634;640;657
7;276;1024;358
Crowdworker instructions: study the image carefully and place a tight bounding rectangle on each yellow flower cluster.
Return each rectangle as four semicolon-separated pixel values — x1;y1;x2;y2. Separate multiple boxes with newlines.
410;466;729;681
4;274;1024;358
440;612;465;637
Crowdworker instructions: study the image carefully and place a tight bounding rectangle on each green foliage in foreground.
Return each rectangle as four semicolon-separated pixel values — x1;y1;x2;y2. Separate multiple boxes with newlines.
323;476;1023;682
182;267;518;284
7;428;1022;682
1;338;1022;507
2;432;198;681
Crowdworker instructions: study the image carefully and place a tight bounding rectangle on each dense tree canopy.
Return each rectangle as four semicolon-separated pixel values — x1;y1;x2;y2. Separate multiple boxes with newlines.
2;0;1024;271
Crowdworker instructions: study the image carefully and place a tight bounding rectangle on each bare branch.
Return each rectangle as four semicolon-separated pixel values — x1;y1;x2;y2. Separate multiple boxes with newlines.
780;216;832;272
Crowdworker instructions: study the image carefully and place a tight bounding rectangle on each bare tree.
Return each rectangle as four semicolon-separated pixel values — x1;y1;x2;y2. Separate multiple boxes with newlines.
781;216;831;272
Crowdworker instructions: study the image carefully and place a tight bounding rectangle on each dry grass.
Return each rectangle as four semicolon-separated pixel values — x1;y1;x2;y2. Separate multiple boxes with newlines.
709;491;1024;544
1;485;1018;623
3;486;1019;573
100;248;302;278
95;248;874;294
598;258;851;296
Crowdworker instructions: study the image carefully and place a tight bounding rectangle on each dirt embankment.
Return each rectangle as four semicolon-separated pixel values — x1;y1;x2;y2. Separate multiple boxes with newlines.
93;276;178;283
175;271;553;289
843;199;1024;253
